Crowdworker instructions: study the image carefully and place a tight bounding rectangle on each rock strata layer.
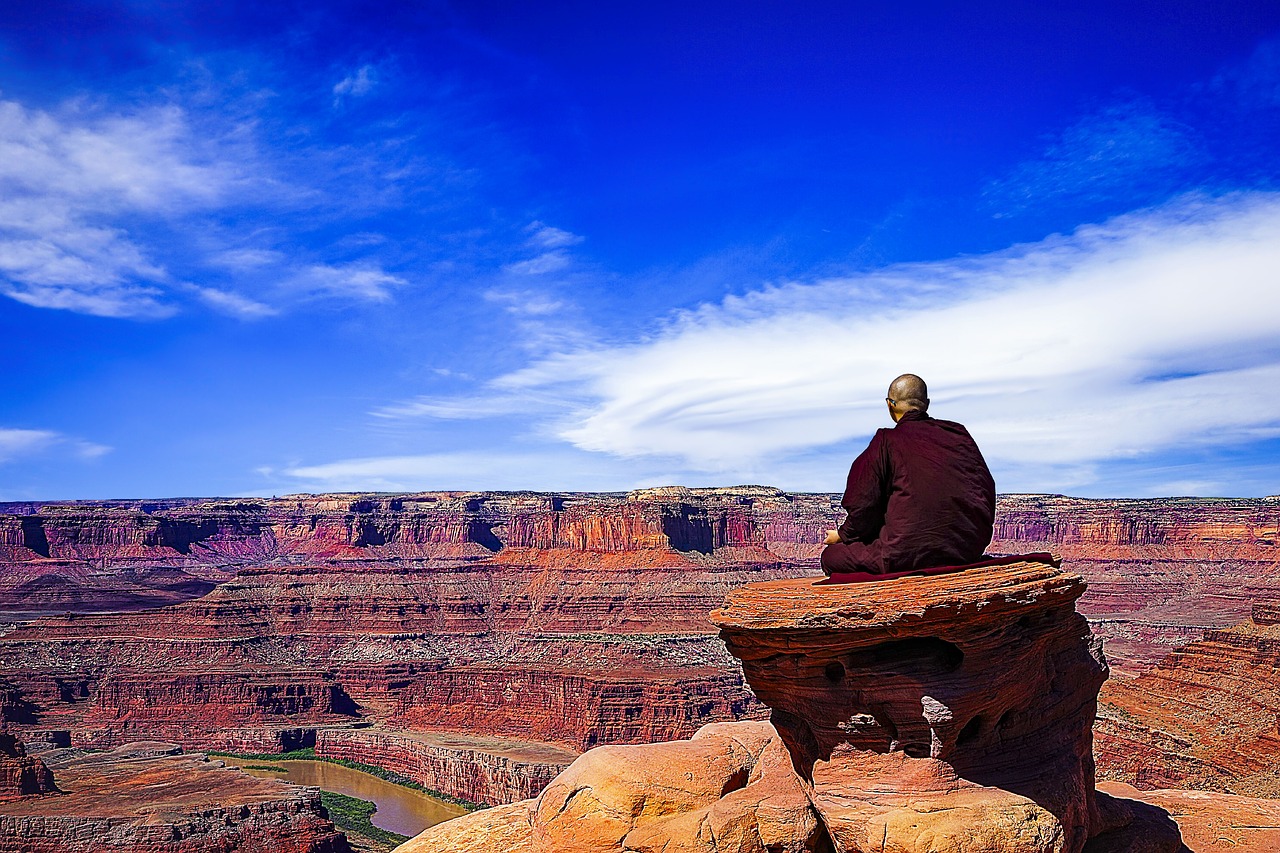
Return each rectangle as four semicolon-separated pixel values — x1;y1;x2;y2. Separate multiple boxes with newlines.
1096;601;1280;796
4;491;1277;677
712;563;1110;853
0;731;54;800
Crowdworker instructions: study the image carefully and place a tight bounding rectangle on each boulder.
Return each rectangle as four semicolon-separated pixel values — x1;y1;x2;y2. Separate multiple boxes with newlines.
396;719;829;853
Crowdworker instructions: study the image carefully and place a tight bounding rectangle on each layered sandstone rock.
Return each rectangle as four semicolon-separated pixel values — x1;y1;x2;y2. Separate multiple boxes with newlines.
712;562;1113;853
314;728;576;806
4;490;1277;674
0;741;350;853
990;494;1280;676
1095;601;1280;796
0;731;54;801
3;487;1279;811
0;489;827;613
0;489;815;802
1096;781;1280;852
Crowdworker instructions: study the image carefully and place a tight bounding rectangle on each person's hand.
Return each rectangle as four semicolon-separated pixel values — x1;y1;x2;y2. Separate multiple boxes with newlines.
824;529;841;546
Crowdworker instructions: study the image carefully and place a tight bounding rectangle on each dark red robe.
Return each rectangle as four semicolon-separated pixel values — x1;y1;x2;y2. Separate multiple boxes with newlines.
820;410;995;575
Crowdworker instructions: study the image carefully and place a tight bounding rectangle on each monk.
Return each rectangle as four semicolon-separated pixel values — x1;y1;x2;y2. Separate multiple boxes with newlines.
821;374;995;576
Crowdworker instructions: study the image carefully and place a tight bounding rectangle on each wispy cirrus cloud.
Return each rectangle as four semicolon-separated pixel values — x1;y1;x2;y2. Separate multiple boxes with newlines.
983;99;1205;216
288;263;409;302
382;192;1280;494
0;87;420;320
501;221;585;276
189;285;279;319
277;448;649;492
333;65;378;106
0;98;241;318
0;428;110;464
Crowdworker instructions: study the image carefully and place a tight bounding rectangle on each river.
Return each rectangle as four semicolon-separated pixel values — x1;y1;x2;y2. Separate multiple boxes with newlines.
220;757;469;837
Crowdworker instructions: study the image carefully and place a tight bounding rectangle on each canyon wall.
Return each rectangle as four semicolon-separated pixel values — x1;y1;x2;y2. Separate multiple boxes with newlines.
1;488;1278;807
1095;600;1280;796
402;561;1197;853
4;491;1277;675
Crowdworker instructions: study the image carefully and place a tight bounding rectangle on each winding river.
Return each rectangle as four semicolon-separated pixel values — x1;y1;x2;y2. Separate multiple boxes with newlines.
221;757;469;837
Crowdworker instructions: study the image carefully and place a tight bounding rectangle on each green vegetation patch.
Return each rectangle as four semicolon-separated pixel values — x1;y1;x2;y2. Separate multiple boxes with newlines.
319;790;410;848
240;764;289;772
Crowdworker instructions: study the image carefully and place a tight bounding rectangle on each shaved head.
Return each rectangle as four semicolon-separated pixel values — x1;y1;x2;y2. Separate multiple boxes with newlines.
886;374;928;421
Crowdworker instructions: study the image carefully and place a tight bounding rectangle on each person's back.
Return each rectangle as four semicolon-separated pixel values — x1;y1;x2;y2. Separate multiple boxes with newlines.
873;411;995;572
821;375;995;576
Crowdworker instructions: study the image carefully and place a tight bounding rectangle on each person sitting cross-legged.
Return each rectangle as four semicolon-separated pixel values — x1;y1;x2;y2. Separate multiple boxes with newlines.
821;374;996;576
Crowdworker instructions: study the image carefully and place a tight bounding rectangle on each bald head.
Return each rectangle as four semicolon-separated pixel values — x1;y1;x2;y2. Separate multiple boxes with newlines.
886;374;928;422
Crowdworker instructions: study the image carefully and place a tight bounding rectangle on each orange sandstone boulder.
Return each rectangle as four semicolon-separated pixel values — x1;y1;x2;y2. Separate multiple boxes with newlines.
393;801;536;853
1095;781;1280;853
394;719;828;853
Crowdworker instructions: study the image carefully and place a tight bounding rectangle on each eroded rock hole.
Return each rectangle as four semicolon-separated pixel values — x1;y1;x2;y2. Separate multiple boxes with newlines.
957;715;984;746
848;638;963;675
721;767;750;796
824;661;845;683
901;741;930;758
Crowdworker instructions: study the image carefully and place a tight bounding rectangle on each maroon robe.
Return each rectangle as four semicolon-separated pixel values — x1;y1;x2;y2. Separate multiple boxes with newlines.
820;410;995;575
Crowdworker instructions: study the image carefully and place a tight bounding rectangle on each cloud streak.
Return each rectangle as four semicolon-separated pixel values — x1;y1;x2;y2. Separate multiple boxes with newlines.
0;428;110;464
279;448;650;493
0;91;419;319
405;192;1280;492
0;97;247;317
984;99;1204;215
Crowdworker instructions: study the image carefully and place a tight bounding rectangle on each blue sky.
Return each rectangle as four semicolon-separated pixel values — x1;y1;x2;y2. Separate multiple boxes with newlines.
2;1;1280;499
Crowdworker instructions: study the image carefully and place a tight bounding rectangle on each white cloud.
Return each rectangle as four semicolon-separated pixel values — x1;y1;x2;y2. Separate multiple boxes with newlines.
191;285;279;319
290;264;408;301
207;248;285;270
0;97;245;318
374;391;556;420
421;193;1280;492
333;65;377;105
503;251;573;276
526;222;584;250
0;100;234;211
0;428;110;464
280;449;638;492
502;222;584;276
0;429;59;462
983;99;1203;214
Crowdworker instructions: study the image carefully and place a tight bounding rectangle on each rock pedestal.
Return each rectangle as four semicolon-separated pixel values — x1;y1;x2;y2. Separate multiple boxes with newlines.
0;731;55;801
710;562;1109;853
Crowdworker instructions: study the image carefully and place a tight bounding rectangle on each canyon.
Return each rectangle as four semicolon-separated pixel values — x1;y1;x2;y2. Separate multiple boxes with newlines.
1;489;1278;847
395;560;1233;852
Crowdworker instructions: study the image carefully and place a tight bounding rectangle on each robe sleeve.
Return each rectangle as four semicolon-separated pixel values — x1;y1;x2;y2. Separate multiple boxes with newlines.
837;429;889;544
